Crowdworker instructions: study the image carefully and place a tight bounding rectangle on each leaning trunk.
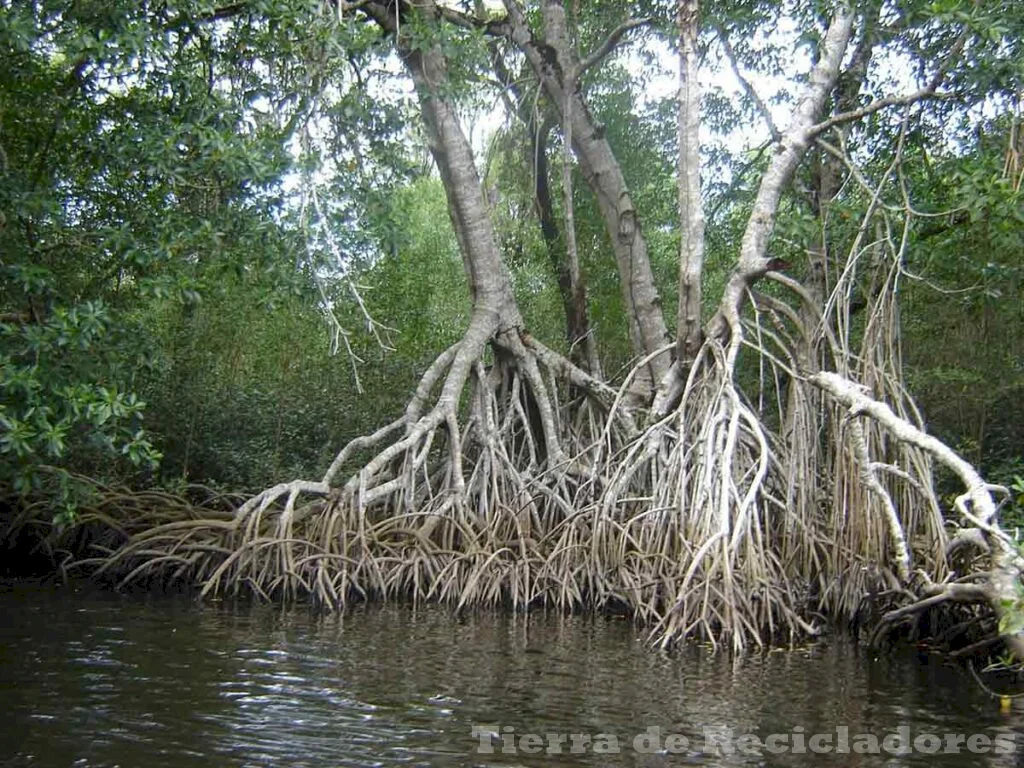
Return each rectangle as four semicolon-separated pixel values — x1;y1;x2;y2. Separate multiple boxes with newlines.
706;8;856;353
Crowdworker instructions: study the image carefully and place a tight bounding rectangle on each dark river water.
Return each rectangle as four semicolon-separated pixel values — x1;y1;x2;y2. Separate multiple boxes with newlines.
1;581;1022;767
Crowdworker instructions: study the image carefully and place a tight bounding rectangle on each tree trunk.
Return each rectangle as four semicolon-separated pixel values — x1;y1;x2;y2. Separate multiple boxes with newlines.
488;44;599;373
676;0;705;365
365;3;521;331
503;0;672;397
82;0;1024;661
529;107;601;374
706;7;856;354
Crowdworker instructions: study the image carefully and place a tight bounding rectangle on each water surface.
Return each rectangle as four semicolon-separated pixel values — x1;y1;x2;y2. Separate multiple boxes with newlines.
0;582;1021;766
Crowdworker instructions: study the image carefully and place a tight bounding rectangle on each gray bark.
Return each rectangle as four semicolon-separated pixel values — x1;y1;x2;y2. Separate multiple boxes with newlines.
503;0;672;397
488;46;599;372
361;0;587;471
676;0;705;365
364;3;520;331
706;7;856;352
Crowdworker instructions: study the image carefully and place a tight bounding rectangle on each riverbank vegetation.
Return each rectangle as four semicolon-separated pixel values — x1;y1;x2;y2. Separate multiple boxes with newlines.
2;0;1023;655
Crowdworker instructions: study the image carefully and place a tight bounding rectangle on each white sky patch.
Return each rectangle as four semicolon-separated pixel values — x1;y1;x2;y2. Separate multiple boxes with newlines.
461;19;810;191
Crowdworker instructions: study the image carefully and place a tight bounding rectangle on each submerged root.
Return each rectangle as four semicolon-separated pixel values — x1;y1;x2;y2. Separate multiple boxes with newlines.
598;341;826;652
72;322;831;648
813;370;1024;660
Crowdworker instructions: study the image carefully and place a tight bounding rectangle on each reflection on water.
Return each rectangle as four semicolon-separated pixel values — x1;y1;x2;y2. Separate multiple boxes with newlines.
0;581;1021;767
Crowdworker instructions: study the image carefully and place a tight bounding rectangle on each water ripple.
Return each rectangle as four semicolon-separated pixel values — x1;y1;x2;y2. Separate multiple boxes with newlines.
0;585;1022;767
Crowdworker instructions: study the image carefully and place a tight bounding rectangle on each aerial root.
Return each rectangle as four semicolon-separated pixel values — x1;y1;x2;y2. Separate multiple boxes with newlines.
868;582;990;648
70;329;828;648
594;341;822;652
64;329;1015;654
813;371;1024;659
72;335;643;614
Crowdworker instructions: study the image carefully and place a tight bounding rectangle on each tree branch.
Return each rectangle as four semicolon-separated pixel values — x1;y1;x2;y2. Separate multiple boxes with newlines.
809;24;968;138
715;26;780;143
578;17;652;78
808;88;949;137
166;2;249;31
